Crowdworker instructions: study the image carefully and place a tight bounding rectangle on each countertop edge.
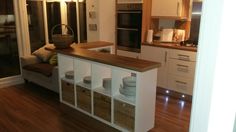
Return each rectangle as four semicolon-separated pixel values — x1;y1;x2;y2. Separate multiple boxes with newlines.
142;42;197;52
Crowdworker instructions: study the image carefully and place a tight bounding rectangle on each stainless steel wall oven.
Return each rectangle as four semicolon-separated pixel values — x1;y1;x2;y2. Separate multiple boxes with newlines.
116;3;142;52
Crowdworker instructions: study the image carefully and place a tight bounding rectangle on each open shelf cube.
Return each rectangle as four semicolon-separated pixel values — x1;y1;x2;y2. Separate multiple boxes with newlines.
93;92;111;122
112;68;137;105
74;59;92;89
114;99;135;132
92;63;112;96
76;85;91;113
58;54;74;80
61;79;75;106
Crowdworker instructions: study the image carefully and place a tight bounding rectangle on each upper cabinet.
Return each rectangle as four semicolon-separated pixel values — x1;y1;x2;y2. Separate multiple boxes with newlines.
151;0;190;19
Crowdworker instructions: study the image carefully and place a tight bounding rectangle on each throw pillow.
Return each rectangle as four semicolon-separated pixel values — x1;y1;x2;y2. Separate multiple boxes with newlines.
32;44;54;62
49;54;57;65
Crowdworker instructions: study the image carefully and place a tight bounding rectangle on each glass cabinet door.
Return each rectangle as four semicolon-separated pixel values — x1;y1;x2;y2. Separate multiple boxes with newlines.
0;0;20;78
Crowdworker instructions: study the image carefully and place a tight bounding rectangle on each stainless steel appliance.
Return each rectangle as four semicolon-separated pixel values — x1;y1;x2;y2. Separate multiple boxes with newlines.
116;3;142;52
180;1;202;46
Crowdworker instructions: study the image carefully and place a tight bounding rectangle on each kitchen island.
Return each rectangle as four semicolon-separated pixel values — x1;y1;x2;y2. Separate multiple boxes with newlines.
46;41;161;132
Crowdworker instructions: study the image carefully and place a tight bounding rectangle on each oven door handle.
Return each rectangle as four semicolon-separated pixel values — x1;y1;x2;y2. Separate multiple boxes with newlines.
117;11;142;14
117;28;139;31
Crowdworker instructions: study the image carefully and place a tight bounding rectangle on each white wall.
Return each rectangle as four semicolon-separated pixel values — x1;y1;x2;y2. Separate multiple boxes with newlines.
190;0;236;131
97;0;115;43
86;0;99;41
234;116;236;132
86;0;115;44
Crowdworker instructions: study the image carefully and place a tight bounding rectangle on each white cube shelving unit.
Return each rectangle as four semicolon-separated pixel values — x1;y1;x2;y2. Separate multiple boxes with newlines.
58;53;157;132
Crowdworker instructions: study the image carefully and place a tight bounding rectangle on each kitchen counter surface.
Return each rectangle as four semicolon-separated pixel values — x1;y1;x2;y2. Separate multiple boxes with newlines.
142;42;197;52
46;41;161;72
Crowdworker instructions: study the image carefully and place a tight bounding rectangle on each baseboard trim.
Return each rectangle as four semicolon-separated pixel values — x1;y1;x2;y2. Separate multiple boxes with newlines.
0;76;24;88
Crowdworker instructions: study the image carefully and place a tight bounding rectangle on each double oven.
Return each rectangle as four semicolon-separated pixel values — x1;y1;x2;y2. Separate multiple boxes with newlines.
116;2;142;52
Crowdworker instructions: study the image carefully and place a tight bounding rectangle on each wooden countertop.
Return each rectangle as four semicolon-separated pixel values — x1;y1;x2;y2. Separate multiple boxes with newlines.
46;41;161;72
142;42;197;52
75;41;113;49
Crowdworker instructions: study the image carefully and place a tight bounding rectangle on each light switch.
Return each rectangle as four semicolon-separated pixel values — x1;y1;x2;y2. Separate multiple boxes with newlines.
89;24;97;31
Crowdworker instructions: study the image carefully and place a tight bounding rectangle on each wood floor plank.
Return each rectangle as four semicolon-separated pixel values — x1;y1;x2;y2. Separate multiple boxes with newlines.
0;83;191;132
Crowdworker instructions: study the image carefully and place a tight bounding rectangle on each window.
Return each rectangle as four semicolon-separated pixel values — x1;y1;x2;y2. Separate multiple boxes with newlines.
0;0;21;78
26;0;46;53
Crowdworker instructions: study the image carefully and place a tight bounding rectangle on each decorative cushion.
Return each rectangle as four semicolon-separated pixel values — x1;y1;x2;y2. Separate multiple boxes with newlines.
23;63;55;77
49;54;58;65
32;44;54;62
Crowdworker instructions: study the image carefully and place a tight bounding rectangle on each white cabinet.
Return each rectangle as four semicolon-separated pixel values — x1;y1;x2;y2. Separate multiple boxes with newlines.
152;0;183;17
141;45;168;88
141;45;196;95
167;49;196;95
151;0;181;17
117;50;141;59
58;52;157;131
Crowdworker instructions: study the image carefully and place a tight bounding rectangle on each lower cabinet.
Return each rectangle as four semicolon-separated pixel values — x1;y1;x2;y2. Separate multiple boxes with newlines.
141;45;197;95
77;86;91;113
114;100;135;132
141;46;168;88
93;92;111;122
167;75;194;95
61;80;75;105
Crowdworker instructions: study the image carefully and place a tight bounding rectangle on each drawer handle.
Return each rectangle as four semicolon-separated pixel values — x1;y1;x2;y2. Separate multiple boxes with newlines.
177;54;190;61
177;1;180;16
177;64;189;68
175;80;187;85
66;83;70;86
177;64;189;72
165;51;167;63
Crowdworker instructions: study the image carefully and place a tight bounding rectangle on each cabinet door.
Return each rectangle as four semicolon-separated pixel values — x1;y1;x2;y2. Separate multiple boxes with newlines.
167;75;194;95
151;0;182;17
141;46;168;88
168;59;196;78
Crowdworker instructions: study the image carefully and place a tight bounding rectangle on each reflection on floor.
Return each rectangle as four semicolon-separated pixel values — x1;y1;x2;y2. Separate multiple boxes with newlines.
150;95;192;132
0;83;191;132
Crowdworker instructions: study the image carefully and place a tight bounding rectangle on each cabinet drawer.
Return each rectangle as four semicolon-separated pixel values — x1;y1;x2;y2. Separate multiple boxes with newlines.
168;75;194;95
169;49;196;61
114;100;135;131
93;92;111;122
76;86;91;113
168;59;196;78
61;80;75;105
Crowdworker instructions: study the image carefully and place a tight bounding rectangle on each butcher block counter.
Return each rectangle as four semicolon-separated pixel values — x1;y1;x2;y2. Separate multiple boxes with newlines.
46;41;160;132
143;42;197;52
46;41;161;72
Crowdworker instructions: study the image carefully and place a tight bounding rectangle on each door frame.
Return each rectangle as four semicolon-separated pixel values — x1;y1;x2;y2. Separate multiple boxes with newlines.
190;0;236;131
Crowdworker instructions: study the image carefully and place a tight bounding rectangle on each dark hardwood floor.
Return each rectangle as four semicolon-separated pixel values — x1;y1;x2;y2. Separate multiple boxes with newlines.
0;83;191;132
